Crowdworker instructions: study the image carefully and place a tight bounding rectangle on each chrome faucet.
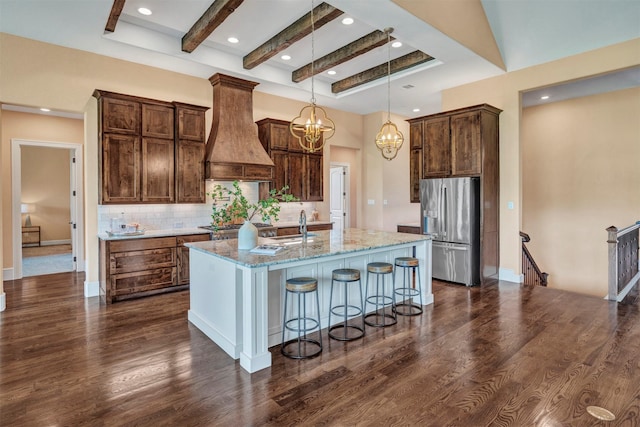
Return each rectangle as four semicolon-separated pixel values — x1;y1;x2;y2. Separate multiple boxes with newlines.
299;210;307;239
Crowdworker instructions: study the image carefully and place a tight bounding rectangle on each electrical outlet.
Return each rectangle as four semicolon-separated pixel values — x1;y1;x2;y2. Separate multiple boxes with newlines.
507;201;514;210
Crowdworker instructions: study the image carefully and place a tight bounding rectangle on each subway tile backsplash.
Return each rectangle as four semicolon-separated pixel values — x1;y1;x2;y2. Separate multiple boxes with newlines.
97;181;315;233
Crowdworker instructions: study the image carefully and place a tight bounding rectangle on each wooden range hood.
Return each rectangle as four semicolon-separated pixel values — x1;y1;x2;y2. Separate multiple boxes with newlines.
205;73;274;181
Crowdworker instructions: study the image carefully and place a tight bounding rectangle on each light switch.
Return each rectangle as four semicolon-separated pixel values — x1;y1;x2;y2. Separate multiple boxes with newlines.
383;200;388;205
368;199;375;205
507;201;514;210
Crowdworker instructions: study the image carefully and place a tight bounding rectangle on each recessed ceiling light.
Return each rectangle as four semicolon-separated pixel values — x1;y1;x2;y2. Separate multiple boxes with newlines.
342;17;354;25
40;108;51;112
392;41;402;48
412;108;420;113
281;54;291;60
327;70;336;75
541;95;550;100
137;7;152;16
227;37;239;44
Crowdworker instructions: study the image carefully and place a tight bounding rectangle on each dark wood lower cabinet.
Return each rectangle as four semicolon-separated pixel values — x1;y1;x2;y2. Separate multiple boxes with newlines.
100;233;208;303
276;223;333;236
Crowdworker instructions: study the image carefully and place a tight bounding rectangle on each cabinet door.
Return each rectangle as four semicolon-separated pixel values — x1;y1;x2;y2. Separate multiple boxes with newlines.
142;137;175;203
288;152;305;200
450;111;482;176
176;140;205;203
102;134;141;203
177;107;205;141
271;150;288;193
177;234;210;285
271;123;291;151
410;121;423;149
410;148;422;203
142;104;174;139
102;97;140;135
423;116;451;178
306;154;323;201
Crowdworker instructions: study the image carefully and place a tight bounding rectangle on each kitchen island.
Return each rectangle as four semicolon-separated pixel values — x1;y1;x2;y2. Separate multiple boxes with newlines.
186;228;433;373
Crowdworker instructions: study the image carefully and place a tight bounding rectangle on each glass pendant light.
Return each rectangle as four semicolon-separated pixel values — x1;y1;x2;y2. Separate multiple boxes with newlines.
290;0;335;153
375;28;404;161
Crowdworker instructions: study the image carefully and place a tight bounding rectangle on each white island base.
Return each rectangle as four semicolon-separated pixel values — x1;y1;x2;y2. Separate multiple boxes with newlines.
187;229;432;373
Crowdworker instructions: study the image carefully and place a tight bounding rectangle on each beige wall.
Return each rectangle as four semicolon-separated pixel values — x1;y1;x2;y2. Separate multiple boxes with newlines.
441;38;640;284
522;87;640;296
2;110;84;266
21;145;71;242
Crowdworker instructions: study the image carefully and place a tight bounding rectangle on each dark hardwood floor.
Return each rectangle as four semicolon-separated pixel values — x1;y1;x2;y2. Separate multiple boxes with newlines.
1;273;639;426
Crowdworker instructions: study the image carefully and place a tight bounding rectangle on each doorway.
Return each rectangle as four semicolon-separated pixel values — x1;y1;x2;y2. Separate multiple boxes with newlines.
330;163;350;231
11;139;84;279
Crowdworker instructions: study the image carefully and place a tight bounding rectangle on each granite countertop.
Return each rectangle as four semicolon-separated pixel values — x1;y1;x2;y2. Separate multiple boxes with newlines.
185;228;431;268
98;228;210;241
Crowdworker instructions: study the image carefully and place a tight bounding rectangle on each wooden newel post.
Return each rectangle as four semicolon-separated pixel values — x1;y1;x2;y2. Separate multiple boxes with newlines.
606;226;619;301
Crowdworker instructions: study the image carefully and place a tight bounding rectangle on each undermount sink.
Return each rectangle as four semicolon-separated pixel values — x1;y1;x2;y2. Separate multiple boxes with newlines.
266;233;317;242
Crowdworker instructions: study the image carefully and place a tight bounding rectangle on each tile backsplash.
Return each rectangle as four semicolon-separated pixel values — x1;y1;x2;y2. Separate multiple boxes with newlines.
97;181;315;233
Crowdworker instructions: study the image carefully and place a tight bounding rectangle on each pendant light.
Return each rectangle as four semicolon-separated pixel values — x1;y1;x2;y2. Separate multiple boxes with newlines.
289;0;335;153
375;28;404;161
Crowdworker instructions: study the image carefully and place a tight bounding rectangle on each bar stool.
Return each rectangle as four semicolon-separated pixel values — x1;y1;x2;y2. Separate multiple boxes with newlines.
281;277;323;359
328;268;365;341
393;257;423;316
364;262;397;327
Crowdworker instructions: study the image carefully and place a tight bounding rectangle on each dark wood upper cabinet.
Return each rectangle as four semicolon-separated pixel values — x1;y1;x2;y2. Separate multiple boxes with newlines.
102;97;140;135
141;137;175;203
422;116;451;178
101;134;140;203
257;118;323;201
142;104;174;139
409;148;422;203
450;110;482;176
95;90;208;205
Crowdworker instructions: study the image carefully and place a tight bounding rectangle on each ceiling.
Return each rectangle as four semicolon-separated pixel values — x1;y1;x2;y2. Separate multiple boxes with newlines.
0;0;639;118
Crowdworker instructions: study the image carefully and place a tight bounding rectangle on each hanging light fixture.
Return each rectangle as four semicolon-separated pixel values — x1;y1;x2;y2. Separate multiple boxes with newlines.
375;28;404;161
290;0;335;153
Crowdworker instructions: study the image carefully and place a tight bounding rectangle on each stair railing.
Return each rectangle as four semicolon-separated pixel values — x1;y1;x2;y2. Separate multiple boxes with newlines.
607;222;640;301
520;232;548;287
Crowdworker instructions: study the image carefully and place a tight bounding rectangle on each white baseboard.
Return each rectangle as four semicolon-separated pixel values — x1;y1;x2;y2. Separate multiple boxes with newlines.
499;268;523;283
84;280;100;298
3;268;15;281
0;292;5;311
41;239;72;246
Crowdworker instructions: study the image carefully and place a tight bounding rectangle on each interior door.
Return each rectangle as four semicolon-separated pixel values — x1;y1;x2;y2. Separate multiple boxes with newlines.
330;166;345;231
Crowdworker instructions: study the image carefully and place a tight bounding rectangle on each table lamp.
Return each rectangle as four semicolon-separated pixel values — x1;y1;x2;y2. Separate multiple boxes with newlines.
21;203;34;227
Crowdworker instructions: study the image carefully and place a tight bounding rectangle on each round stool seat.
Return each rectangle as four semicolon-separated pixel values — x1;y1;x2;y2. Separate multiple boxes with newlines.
332;268;360;282
367;262;393;274
395;257;419;268
286;277;317;292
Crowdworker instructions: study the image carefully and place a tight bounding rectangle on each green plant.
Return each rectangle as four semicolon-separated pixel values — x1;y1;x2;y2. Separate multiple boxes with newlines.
208;181;299;230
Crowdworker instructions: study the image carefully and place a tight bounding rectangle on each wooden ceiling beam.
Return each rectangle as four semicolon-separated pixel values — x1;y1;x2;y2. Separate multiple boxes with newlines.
104;0;126;33
331;51;435;93
182;0;245;53
292;30;394;83
243;2;343;70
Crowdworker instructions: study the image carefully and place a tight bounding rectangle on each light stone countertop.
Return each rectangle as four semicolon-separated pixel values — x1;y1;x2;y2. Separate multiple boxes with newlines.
186;228;431;268
98;228;210;241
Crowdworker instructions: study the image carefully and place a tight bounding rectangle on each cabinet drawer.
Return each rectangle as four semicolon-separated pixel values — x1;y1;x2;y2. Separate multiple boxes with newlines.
177;234;210;245
109;237;176;252
110;247;176;274
111;267;177;297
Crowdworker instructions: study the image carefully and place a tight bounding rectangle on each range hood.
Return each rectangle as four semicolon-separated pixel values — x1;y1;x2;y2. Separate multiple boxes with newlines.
205;73;274;181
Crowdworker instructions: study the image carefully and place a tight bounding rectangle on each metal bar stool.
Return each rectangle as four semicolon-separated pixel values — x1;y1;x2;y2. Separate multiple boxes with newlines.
281;277;323;359
364;262;397;327
393;257;423;316
328;268;365;341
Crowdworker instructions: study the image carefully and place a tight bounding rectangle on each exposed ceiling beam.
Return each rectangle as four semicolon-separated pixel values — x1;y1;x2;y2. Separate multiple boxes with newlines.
292;30;395;83
182;0;245;53
104;0;126;33
243;2;343;70
331;51;435;93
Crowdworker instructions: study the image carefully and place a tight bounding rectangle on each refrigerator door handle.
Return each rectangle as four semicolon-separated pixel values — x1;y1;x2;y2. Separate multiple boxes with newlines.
441;186;447;238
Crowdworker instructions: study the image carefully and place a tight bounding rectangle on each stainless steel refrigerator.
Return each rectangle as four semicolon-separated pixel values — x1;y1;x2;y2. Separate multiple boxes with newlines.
420;177;480;286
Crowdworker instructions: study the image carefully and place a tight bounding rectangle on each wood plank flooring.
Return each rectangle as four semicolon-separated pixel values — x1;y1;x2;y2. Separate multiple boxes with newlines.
1;273;639;426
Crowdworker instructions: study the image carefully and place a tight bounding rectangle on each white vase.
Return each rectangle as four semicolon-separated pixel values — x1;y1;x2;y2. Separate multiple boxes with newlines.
237;220;258;250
